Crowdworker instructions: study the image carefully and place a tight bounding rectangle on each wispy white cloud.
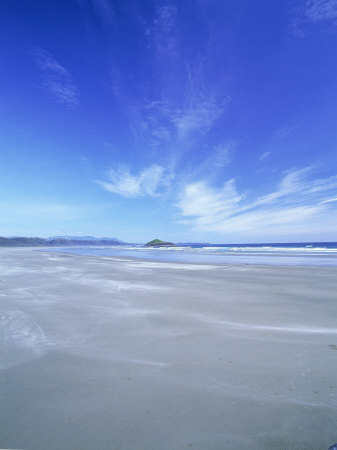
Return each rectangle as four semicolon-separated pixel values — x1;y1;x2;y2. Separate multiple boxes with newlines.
115;92;228;161
321;196;337;203
177;179;243;227
29;46;79;107
212;142;235;168
96;165;173;198
291;0;337;35
111;22;229;154
191;141;236;178
169;62;229;140
274;124;296;140
305;0;337;22
129;70;229;150
141;1;177;52
170;98;227;140
176;167;337;236
259;151;271;161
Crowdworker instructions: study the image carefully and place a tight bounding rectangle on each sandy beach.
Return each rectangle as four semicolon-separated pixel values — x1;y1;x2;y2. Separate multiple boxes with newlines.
0;247;336;450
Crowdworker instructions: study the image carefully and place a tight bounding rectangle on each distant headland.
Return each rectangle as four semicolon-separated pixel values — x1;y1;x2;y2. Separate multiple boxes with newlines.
0;236;126;247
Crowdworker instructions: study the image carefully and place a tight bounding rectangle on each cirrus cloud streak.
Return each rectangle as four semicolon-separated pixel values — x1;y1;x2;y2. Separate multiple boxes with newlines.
176;168;337;236
96;164;173;198
29;46;79;107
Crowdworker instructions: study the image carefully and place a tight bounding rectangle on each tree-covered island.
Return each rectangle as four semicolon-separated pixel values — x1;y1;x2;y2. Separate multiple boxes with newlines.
144;239;176;247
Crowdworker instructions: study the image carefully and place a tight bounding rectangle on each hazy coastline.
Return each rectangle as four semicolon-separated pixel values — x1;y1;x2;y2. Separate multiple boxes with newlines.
0;248;337;449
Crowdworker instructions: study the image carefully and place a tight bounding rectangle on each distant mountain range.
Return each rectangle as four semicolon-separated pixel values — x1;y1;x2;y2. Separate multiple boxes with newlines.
48;235;125;243
0;236;126;247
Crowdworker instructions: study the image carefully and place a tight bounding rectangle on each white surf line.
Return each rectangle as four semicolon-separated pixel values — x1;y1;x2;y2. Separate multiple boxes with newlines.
193;315;337;335
124;261;218;270
76;277;166;291
205;380;337;409
100;257;133;262
97;357;168;367
127;358;168;367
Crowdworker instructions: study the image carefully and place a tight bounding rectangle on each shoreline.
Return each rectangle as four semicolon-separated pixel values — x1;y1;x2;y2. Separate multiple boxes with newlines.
3;244;337;269
0;246;337;268
0;248;336;449
10;244;337;268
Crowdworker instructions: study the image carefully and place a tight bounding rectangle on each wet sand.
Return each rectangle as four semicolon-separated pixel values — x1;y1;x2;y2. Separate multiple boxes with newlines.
0;248;336;450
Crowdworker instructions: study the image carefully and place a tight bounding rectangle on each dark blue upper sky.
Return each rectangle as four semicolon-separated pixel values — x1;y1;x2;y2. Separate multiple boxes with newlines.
0;0;336;242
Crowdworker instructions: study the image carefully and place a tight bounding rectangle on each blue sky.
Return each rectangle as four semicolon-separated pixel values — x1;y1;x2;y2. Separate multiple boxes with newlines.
0;0;336;243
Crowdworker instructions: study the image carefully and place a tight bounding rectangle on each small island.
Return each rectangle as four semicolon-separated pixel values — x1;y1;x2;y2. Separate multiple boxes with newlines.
144;239;176;247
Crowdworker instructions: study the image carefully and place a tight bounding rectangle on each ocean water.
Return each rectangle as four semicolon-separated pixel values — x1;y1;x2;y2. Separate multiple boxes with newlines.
44;242;337;266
